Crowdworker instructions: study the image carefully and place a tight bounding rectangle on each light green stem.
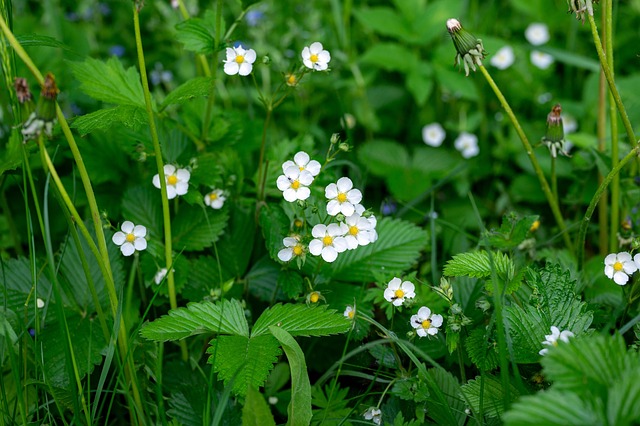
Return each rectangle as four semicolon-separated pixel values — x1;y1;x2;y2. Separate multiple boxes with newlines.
200;0;223;143
596;6;608;257
551;156;558;207
479;65;573;252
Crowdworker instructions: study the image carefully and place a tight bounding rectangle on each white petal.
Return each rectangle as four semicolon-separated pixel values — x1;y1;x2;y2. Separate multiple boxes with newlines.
604;265;614;278
166;186;177;199
295;187;310;200
416;328;427;337
309;42;323;54
133;225;147;237
164;164;176;175
336;177;353;192
321;246;338;262
306;160;321;176
325;183;338;198
283;189;297;202
309;239;323;256
326;200;341;216
387;277;401;290
635;253;640;269
402;281;415;294
225;48;236;61
347;189;363;204
121;221;134;233
431;314;444;328
282;160;295;172
112;232;126;245
623;262;638;274
384;288;395;302
120;242;135;256
224;62;239;75
152;174;161;189
277;175;291;191
176;169;190;182
417;306;431;319
345;235;359;250
340;202;355;217
332;237;348;253
238;62;253;76
392;298;404;306
278;248;293;262
301;46;311;60
134;238;147;251
294;151;310;165
311;224;327;238
298;170;314;186
327;223;344;236
604;253;617;265
613;271;629;285
427;327;439;335
283;237;298;247
244;49;257;63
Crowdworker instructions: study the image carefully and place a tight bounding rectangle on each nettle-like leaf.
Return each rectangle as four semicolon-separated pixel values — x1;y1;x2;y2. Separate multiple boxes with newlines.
259;204;290;262
503;390;600;425
175;10;222;54
140;299;249;341
444;251;513;280
465;328;499;372
428;369;466;426
121;185;163;240
71;105;147;135
172;204;229;251
160;77;215;111
251;304;350;338
460;375;520;418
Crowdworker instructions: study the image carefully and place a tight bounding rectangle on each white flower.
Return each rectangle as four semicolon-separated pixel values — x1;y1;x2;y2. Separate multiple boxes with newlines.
36;298;45;309
563;115;578;134
490;46;515;70
604;252;638;285
223;46;257;76
325;177;363;216
276;167;314;202
539;326;574;356
635;253;640;270
301;42;331;71
344;305;355;319
525;23;550;46
363;407;382;425
410;306;444;337
343;213;374;249
152;164;190;199
277;236;305;262
422;123;446;147
204;189;226;209
282;151;321;177
454;132;479;159
383;277;416;306
112;221;147;256
530;50;554;69
308;223;348;263
154;268;168;285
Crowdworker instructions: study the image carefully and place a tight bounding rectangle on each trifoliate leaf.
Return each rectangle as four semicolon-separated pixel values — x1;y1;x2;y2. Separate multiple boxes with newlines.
160;77;215;111
71;105;147;135
503;390;600;425
172;204;229;251
251;304;350;338
140;298;249;341
393;376;430;402
460;375;520;418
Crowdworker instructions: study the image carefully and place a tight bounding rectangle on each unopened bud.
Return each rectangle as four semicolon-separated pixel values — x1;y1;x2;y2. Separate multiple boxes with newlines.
338;142;350;152
446;18;486;76
542;104;569;158
330;133;340;145
21;73;59;142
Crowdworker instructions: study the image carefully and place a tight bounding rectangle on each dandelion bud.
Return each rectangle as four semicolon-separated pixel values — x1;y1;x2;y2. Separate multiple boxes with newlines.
542;104;569;158
446;18;486;76
14;77;33;105
21;73;59;143
566;0;598;23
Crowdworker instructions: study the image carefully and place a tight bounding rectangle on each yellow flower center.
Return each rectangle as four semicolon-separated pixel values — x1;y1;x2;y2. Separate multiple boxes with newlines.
235;55;245;64
209;193;218;201
125;233;136;243
348;310;355;319
529;220;540;232
349;226;359;236
293;244;303;256
286;74;297;85
291;179;301;190
421;319;432;329
322;235;333;246
167;175;178;185
394;289;405;299
310;54;319;63
613;261;624;272
337;192;347;203
294;219;303;228
310;292;320;303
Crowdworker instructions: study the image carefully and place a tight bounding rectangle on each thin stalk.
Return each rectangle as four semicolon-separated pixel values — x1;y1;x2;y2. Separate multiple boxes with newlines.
551;156;558;206
596;13;608;257
478;65;573;252
133;4;188;361
200;0;222;143
257;108;273;202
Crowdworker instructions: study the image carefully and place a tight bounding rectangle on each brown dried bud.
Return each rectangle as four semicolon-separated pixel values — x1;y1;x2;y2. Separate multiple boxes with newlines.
14;77;33;104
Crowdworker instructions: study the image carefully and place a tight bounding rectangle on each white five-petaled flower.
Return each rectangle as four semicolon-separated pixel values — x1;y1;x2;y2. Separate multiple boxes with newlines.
277;236;306;262
282;151;321;177
325;177;363;217
539;326;574;356
454;132;479;159
223;46;257;76
410;306;444;337
152;164;190;199
490;45;515;70
604;252;638;285
530;50;554;70
525;23;550;46
422;123;446;147
301;42;331;71
343;213;374;249
363;407;382;425
204;189;226;209
112;221;147;256
276;167;314;202
308;223;348;263
383;277;416;306
344;305;355;319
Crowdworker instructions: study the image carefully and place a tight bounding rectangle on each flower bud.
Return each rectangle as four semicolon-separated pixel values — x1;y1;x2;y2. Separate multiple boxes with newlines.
446;19;487;76
21;73;59;143
14;77;35;119
542;104;569;158
451;303;463;315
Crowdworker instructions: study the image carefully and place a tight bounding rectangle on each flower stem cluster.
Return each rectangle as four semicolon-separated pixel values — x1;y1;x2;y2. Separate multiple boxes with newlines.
446;19;487;76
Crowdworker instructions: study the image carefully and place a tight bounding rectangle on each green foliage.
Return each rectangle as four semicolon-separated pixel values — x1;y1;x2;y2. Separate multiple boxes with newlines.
460;375;520;418
252;304;351;337
427;369;466;426
311;385;353;426
465;328;499;372
483;213;539;250
242;387;276;426
160;77;215;111
175;10;220;54
72;105;147;135
171;204;229;252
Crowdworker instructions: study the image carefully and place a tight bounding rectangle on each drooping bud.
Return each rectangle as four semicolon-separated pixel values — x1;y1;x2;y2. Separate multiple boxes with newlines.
446;18;487;76
542;104;570;158
21;73;59;143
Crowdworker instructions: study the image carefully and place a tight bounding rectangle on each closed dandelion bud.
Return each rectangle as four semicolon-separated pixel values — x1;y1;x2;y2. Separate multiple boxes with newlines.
14;77;35;117
21;73;59;143
542;104;569;158
446;18;487;76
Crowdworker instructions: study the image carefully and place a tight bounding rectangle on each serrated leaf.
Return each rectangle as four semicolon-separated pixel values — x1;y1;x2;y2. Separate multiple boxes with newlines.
140;299;249;341
243;387;276;426
69;57;145;106
252;304;350;338
71;105;147;135
260;204;291;262
269;326;313;426
503;390;600;425
428;368;466;426
277;271;304;299
207;334;281;397
460;375;520;418
246;256;284;302
160;77;215;111
444;251;513;280
175;10;219;54
0;130;23;175
485;214;539;250
172;205;229;251
121;185;163;239
1;257;53;319
607;368;640;425
465;328;499;372
167;391;203;426
214;202;255;278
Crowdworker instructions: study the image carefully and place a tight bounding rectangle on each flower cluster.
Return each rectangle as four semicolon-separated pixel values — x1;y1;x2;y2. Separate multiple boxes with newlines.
422;124;480;158
383;278;443;336
539;326;574;356
604;252;640;285
363;407;382;425
524;22;554;69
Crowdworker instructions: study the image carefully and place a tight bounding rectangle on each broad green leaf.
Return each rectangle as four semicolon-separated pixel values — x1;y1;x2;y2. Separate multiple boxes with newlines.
269;326;312;426
182;256;232;302
189;152;223;187
160;77;215;111
357;139;408;176
460;375;520;418
0;130;22;175
504;304;546;363
71;105;147;135
607;368;640;425
252;304;350;338
167;391;203;426
444;251;513;280
353;7;411;41
172;204;229;251
406;63;433;106
121;185;163;240
485;213;539;250
411;0;463;45
214;203;256;278
175;10;219;54
69;57;145;106
260;204;291;262
465;328;499;372
428;369;466;426
359;43;420;72
433;63;479;101
242;387;276;426
140;299;249;341
0;257;53;319
0;308;19;358
277;271;304;299
16;33;71;50
207;334;282;397
503;390;600;425
246;256;285;303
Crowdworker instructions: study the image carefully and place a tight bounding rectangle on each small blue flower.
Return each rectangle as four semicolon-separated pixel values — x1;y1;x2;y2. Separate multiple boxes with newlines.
109;45;126;57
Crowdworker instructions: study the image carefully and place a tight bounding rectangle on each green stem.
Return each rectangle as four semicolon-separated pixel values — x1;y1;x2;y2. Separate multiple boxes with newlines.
257;107;273;202
133;5;188;361
551;156;558;206
200;0;223;143
596;6;608;257
478;65;573;252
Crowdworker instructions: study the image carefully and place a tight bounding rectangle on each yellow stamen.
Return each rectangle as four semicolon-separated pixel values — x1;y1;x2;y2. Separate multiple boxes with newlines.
209;193;218;201
348;310;355;319
349;226;359;236
293;245;303;256
310;292;320;303
125;233;136;243
421;319;432;329
235;55;245;64
322;235;333;246
294;219;303;228
310;54;318;63
337;193;347;203
394;289;405;298
291;180;301;190
613;261;624;272
167;175;178;185
286;74;297;86
529;220;540;232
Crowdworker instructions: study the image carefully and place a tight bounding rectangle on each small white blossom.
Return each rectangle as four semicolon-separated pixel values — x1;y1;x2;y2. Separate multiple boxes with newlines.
112;221;147;256
410;306;444;337
530;50;554;69
454;132;479;159
325;177;363;216
604;252;638;285
422;123;446;147
277;236;305;262
343;213;374;249
276;167;313;202
308;223;348;263
490;46;515;70
563;115;578;134
282;151;321;177
268;396;278;405
301;42;331;71
223;46;257;76
204;189;226;209
36;298;45;309
635;253;640;270
154;268;168;285
539;326;574;356
525;23;550;46
383;277;416;306
152;164;190;199
363;407;382;425
344;305;355;319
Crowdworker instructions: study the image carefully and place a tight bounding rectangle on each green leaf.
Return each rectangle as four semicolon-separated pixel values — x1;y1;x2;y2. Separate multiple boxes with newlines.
406;63;434;106
311;384;352;425
121;185;163;240
460;375;520;418
484;213;539;250
0;130;23;175
71;105;147;135
160;77;215;111
444;251;513;279
207;334;282;397
277;271;304;299
175;10;219;54
140;299;250;341
252;304;350;338
243;387;277;426
1;257;53;320
16;33;71;50
246;256;284;303
353;7;411;41
358;139;408;176
260;204;291;262
433;63;479;101
428;368;466;426
607;368;640;425
503;390;600;425
465;328;499;372
69;57;145;106
172;204;229;251
360;43;420;72
538;46;599;72
269;326;313;426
